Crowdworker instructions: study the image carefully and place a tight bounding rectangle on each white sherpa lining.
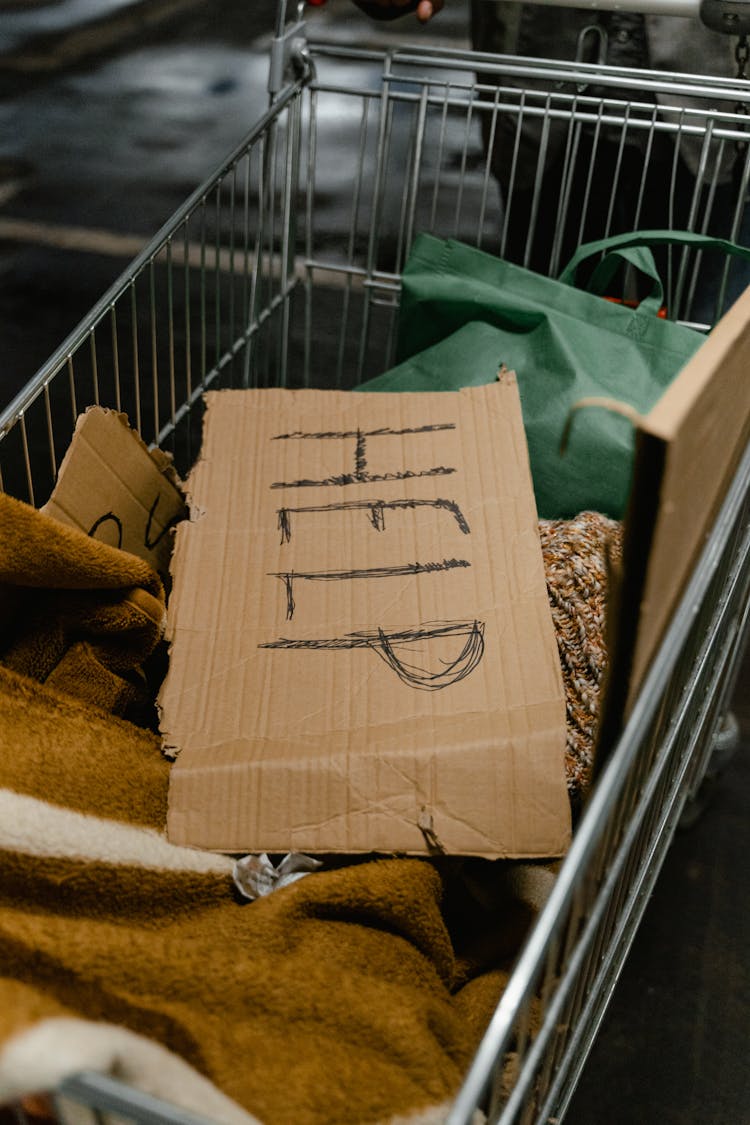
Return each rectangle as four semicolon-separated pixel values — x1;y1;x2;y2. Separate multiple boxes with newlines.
0;1017;258;1125
0;788;233;874
0;1019;481;1125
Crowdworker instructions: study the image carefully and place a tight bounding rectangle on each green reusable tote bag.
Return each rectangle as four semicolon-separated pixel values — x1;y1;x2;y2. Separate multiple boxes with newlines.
362;229;750;519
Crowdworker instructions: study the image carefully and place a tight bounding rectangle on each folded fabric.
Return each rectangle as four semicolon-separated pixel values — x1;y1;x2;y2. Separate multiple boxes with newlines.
0;664;550;1125
0;493;165;724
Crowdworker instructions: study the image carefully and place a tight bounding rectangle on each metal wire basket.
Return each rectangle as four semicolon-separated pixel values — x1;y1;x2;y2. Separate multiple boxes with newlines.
1;3;749;1122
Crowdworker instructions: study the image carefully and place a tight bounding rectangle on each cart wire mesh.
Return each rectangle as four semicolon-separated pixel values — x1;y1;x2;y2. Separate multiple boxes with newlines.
1;33;749;1125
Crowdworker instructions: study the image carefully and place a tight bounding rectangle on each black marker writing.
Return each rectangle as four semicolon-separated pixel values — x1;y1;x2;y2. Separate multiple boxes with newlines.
144;494;184;550
88;512;123;548
260;620;485;691
270;423;456;489
88;496;184;573
273;466;454;490
272;424;455;441
272;558;471;620
277;498;470;544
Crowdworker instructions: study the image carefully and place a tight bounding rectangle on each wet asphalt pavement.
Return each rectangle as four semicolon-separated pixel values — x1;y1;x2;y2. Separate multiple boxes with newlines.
1;3;748;1123
0;0;297;396
0;0;476;397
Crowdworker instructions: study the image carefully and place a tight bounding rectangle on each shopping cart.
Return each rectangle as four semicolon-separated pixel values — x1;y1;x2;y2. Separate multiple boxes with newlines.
1;1;749;1122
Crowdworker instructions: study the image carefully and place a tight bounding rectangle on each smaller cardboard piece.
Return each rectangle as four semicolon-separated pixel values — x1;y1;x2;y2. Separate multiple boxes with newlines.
43;407;187;580
160;381;571;858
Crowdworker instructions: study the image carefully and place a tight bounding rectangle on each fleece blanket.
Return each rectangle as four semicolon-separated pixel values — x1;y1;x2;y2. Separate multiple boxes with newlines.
0;664;552;1125
0;496;620;1124
0;493;165;725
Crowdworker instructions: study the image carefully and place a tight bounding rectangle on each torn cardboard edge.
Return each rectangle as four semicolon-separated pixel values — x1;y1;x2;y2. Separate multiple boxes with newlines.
160;380;572;859
595;283;750;767
42;406;188;581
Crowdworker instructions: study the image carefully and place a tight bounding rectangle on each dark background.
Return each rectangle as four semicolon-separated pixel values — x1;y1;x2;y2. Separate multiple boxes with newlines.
1;2;747;1121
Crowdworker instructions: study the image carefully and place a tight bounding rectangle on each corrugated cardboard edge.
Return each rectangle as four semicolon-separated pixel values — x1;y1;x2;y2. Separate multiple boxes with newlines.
45;405;184;501
164;714;572;860
596;285;750;761
42;406;187;578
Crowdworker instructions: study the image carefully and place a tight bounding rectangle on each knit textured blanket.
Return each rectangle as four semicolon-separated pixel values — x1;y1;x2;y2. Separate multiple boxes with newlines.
539;512;623;806
0;497;620;1124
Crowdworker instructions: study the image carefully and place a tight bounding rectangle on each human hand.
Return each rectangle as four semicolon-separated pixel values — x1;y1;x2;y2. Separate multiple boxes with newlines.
350;0;445;23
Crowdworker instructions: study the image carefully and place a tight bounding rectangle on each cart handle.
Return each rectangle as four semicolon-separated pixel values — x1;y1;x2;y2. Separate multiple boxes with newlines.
291;0;750;31
294;0;705;18
559;229;750;315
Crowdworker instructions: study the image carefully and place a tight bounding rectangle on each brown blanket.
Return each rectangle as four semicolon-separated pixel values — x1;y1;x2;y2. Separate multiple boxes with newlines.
0;492;165;724
0;496;620;1124
0;662;550;1124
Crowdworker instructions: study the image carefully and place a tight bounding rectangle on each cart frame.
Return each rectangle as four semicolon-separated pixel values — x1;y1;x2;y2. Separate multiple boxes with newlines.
1;8;749;1124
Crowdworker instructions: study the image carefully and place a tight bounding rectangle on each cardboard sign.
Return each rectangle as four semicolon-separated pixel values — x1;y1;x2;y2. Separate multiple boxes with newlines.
597;285;750;755
43;407;187;580
160;380;570;858
630;287;750;697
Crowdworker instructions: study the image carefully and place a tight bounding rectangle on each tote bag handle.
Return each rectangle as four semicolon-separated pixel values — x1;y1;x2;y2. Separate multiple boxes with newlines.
558;229;750;316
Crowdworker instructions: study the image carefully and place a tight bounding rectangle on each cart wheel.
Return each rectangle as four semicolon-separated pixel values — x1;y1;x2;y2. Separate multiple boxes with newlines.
678;711;741;829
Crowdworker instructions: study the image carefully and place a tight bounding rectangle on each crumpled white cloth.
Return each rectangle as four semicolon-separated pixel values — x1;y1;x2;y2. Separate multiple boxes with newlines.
232;852;323;900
